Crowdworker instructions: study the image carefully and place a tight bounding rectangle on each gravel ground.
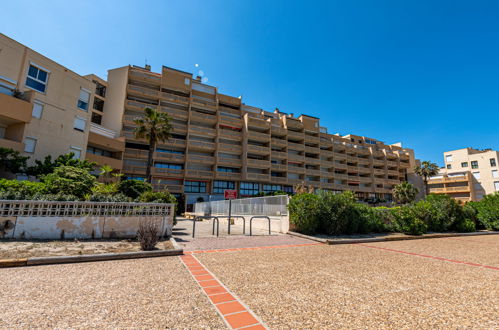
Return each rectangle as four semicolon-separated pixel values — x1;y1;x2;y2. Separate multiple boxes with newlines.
366;235;499;267
0;239;174;259
0;257;225;329
178;235;314;251
197;238;499;329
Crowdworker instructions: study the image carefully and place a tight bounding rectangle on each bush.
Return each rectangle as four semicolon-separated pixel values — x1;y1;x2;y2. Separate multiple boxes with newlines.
137;218;161;251
42;166;96;199
288;193;320;234
87;193;130;202
317;191;362;235
454;218;476;233
0;179;46;199
470;193;499;230
391;206;427;235
413;195;465;232
118;180;152;199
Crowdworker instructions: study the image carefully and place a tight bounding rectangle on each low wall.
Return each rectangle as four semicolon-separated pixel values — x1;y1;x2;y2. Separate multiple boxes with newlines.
0;215;173;240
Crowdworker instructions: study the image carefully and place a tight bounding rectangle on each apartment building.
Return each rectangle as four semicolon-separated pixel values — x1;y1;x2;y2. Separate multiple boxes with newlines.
0;34;123;173
428;148;499;201
99;65;418;210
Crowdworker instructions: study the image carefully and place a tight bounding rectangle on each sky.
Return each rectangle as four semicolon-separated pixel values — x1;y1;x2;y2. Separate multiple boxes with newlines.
1;0;498;165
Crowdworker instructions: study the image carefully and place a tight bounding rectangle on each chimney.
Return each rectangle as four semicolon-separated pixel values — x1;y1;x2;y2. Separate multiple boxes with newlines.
144;64;151;71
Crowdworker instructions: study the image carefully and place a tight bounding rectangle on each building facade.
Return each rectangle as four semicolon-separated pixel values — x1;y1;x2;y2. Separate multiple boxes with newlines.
428;148;499;202
99;65;418;210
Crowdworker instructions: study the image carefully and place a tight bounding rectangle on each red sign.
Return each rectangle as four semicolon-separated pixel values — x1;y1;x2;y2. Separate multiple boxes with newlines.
224;190;238;200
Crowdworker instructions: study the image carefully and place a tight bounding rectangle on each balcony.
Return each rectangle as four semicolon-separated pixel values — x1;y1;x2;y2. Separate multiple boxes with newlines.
218;143;242;153
191;97;217;110
162;106;188;120
219;116;243;128
191;111;217;125
248;130;270;142
271;126;287;137
288;154;304;162
271;138;287;148
271;163;287;171
127;85;159;99
171;123;188;134
399;161;411;168
387;160;399;167
271;151;287;159
287;166;305;174
334;163;347;170
357;158;371;165
334;153;347;161
372;159;385;166
247;144;270;155
0;138;24;152
305;169;321;176
247;116;270;129
188;140;216;151
287;141;305;151
152;183;183;193
357;167;372;174
152;167;184;178
189;125;215;137
271;176;288;184
158;138;187;148
216;171;242;180
129;69;161;84
334;173;349;180
185;169;214;179
218;129;243;141
245;173;269;181
88;127;125;152
287;130;304;141
285;118;303;130
373;169;386;175
346;156;358;163
186;154;215;164
160;91;190;105
387;169;399;176
304;135;320;144
247;158;271;168
305;157;321;165
122;164;146;175
320;159;335;167
217;158;242;167
0;91;33;124
155;152;185;162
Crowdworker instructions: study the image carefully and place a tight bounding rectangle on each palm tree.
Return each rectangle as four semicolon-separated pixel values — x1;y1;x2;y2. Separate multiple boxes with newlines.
414;160;440;196
392;181;419;204
134;107;172;183
99;165;113;183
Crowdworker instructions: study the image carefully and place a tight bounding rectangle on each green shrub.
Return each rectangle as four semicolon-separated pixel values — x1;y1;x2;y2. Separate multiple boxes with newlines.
470;193;499;230
138;190;177;204
359;207;390;233
454;218;476;233
118;180;152;199
415;195;465;232
88;193;130;202
316;191;362;235
41;166;97;199
288;193;320;234
391;206;427;235
0;179;46;199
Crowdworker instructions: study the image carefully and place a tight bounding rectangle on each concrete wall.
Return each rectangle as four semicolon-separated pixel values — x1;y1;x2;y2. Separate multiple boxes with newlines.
0;215;173;240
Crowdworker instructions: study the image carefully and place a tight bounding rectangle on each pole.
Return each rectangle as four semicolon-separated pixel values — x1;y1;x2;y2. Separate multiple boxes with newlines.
227;199;232;235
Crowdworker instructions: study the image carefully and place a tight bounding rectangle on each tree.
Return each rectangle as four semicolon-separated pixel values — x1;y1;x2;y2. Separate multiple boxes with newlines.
42;166;97;199
26;153;96;177
0;147;29;176
134;107;172;182
118;179;152;199
414;161;440;196
392;181;419;205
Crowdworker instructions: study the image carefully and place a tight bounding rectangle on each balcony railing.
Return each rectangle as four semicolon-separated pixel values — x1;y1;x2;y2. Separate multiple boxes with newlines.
247;158;271;168
247;145;270;154
188;140;216;151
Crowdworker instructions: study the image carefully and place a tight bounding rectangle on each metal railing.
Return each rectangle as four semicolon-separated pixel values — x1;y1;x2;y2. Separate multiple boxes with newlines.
194;195;289;217
0;200;174;217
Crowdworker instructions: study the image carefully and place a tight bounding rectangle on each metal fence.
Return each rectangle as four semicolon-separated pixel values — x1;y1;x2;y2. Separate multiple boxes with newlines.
0;200;174;217
194;195;289;216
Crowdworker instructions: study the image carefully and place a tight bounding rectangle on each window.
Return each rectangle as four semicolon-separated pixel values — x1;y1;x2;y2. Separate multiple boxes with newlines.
184;78;190;85
217;166;240;173
240;182;259;196
156;148;184;154
263;184;282;193
184;181;206;193
471;161;478;169
25;64;48;93
446;164;452;169
461;162;468;168
87;146;112;158
491;158;497;167
445;154;453;163
91;112;102;125
495;181;499;191
492;170;498;178
32;101;44;119
283;186;293;193
213;181;235;194
77;88;91;111
73;116;87;132
69;147;82;159
155;163;183;170
472;171;480;179
24;137;37;153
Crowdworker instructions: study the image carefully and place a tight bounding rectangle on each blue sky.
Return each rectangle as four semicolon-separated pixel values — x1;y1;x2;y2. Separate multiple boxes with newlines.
2;0;498;165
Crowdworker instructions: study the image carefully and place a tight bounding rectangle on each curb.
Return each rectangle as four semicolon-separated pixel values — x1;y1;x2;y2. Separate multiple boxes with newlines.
287;231;499;245
0;238;183;268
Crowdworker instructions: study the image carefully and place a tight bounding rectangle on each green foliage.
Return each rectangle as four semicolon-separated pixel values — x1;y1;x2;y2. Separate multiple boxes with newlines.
392;181;419;205
87;193;130;202
138;190;177;204
0;178;46;200
316;191;362;235
468;192;499;230
42;166;96;199
414;160;440;196
0;147;29;175
391;206;427;235
288;193;320;235
26;153;96;177
118;179;152;199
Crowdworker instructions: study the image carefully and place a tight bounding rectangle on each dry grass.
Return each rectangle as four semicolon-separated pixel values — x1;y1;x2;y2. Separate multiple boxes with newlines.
0;239;174;259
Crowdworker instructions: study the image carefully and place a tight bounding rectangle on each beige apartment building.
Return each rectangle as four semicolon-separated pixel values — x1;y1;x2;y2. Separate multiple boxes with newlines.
97;64;419;210
0;33;123;172
428;148;499;202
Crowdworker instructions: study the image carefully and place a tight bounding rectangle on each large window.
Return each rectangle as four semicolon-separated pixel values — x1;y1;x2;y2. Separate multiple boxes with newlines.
491;158;497;167
492;170;498;179
471;161;479;169
240;182;259;196
24;137;37;153
263;184;282;193
184;181;206;193
213;181;235;194
73;116;87;132
155;163;183;169
445;154;453;163
461;162;468;168
217;166;240;173
77;88;91;111
26;64;48;93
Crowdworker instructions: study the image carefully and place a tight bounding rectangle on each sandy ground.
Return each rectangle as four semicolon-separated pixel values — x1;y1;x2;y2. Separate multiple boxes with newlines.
197;237;499;329
0;239;174;259
0;257;225;329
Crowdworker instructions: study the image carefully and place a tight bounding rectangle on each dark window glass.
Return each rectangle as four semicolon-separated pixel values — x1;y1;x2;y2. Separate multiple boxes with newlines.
213;181;235;194
184;181;206;193
490;158;497;167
